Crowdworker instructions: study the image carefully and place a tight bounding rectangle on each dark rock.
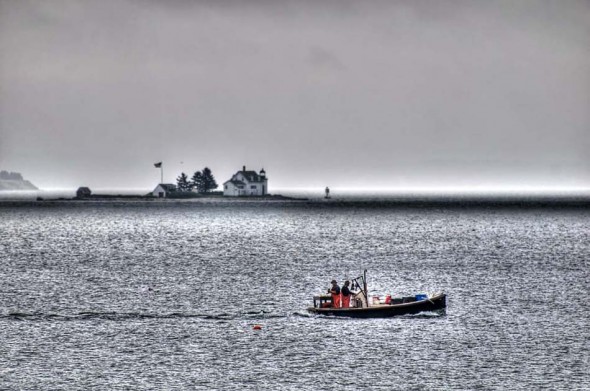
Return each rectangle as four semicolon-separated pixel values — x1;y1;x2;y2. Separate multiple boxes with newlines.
76;187;92;198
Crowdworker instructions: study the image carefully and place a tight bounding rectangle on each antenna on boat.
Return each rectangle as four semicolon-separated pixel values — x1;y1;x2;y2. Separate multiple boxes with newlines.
363;269;368;304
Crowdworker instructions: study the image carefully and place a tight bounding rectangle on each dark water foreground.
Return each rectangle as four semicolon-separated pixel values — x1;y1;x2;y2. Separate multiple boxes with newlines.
0;200;588;390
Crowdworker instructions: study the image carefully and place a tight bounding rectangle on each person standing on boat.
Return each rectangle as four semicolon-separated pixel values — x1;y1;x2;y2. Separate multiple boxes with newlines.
341;280;352;308
328;280;341;308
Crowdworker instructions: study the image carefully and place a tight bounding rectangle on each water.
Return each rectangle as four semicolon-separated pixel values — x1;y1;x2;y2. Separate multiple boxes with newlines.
1;199;589;390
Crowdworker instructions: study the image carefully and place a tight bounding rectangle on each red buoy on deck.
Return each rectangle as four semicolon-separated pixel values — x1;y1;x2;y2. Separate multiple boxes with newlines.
253;325;262;330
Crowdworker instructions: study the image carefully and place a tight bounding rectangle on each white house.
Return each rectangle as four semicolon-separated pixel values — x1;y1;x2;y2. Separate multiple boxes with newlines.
152;183;177;198
223;166;268;196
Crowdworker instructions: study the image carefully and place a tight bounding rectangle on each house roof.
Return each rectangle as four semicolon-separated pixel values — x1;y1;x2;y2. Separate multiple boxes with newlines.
156;184;177;191
224;168;268;185
238;171;267;183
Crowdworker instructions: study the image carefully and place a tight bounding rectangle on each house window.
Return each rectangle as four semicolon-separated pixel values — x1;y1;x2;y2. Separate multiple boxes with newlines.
251;185;257;189
224;185;228;190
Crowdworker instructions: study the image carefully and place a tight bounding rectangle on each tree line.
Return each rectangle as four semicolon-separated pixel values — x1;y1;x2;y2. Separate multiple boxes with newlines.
176;167;218;193
0;171;24;180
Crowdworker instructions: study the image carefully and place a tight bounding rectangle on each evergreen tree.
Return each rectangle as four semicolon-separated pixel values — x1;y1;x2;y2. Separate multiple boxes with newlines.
201;167;218;192
176;172;191;192
191;171;205;193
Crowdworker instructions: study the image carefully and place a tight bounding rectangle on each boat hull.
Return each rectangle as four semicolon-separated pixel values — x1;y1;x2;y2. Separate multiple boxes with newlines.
307;293;446;318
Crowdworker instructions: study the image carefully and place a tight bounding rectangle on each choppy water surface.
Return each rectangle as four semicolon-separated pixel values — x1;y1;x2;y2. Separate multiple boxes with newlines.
1;200;589;390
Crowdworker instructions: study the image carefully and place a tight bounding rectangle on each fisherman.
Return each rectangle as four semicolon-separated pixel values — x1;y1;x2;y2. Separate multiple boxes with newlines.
341;280;352;308
328;280;341;308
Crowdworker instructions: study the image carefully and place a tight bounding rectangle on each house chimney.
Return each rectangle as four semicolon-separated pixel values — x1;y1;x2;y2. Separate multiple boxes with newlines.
243;165;246;172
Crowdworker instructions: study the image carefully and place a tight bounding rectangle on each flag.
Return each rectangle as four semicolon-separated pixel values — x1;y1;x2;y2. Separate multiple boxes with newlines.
154;162;162;168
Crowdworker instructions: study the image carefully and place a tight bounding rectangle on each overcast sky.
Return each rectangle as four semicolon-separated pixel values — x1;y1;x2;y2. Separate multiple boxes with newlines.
1;0;588;191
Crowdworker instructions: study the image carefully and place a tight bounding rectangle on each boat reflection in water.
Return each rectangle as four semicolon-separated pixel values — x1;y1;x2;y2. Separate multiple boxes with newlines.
308;270;447;318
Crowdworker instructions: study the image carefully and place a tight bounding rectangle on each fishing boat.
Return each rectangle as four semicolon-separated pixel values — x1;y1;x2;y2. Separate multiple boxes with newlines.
307;270;446;318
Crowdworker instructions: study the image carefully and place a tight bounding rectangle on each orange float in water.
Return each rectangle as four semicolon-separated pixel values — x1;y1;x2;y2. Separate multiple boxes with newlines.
253;325;262;330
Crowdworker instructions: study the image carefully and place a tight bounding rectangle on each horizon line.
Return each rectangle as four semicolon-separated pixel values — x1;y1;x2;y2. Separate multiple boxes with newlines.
10;185;590;195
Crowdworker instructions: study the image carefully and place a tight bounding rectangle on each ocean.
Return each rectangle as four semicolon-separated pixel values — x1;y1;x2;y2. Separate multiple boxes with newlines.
0;197;588;390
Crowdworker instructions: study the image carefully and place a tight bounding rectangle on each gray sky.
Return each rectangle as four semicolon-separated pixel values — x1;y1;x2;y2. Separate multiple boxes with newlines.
1;0;589;191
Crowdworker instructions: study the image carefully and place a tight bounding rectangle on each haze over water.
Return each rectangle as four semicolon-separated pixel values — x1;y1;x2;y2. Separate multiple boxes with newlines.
1;200;588;390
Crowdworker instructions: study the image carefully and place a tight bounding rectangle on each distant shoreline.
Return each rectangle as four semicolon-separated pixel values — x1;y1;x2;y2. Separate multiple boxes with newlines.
2;188;590;208
1;193;589;208
37;193;310;202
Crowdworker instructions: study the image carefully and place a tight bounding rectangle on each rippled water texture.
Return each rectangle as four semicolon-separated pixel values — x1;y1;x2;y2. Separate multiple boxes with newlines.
1;200;589;390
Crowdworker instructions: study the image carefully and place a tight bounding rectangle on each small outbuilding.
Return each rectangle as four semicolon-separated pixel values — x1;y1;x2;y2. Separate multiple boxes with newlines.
76;187;92;198
152;184;177;198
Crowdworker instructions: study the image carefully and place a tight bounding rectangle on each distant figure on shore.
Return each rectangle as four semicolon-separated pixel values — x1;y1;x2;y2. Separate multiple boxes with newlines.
325;186;330;199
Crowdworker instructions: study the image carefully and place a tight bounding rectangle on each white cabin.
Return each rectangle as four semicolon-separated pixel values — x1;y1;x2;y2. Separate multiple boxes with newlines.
223;166;268;197
152;183;177;198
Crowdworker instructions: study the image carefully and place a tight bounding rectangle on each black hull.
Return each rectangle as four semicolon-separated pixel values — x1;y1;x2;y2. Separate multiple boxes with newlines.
308;293;446;318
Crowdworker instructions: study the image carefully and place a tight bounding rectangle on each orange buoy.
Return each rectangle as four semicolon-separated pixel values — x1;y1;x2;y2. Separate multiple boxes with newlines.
253;325;262;330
